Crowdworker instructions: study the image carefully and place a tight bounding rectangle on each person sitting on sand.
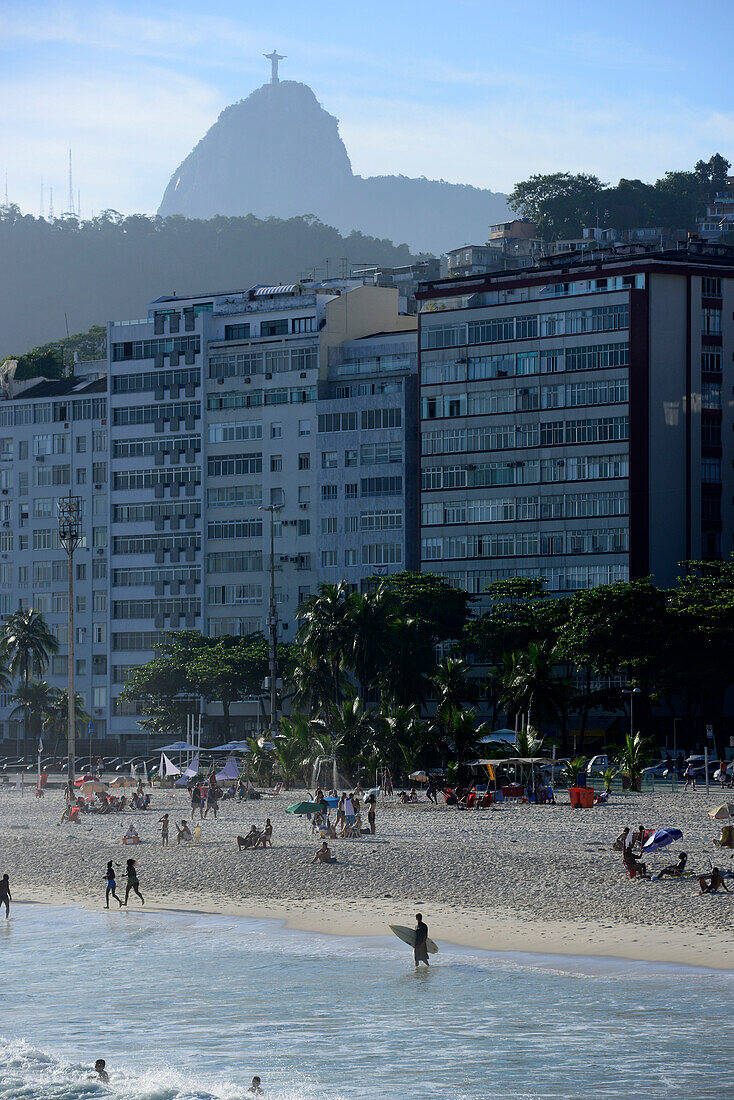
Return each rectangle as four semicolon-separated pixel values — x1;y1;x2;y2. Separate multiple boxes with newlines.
656;852;687;880
698;867;730;895
176;819;193;845
87;1059;109;1083
237;826;260;851
122;823;140;845
311;841;336;865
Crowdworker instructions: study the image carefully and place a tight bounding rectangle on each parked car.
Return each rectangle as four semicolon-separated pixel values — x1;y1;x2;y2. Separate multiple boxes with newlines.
587;754;615;775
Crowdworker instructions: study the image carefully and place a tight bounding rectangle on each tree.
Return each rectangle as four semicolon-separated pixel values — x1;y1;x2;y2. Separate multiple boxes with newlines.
297;582;353;710
2;609;59;755
618;732;652;791
499;642;569;730
465;578;555;668
311;696;373;771
186;634;269;739
46;688;91;760
508;172;604;239
377;571;474;644
345;584;397;698
10;679;54;757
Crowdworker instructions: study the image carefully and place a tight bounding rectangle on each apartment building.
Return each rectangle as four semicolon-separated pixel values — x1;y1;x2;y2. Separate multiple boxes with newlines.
105;281;415;745
416;243;734;603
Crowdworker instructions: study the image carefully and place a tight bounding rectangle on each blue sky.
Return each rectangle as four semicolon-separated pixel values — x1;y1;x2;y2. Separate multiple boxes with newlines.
1;0;732;219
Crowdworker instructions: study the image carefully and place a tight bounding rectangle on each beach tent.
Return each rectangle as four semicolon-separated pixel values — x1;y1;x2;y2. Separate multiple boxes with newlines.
155;741;197;753
159;752;181;778
175;752;200;787
209;741;251;753
215;756;240;783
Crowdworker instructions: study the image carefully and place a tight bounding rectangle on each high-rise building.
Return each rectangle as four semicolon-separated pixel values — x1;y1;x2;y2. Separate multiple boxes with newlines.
416;244;734;604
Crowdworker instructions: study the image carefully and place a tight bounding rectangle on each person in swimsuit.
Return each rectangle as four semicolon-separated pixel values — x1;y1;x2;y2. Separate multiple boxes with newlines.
87;1059;109;1082
656;852;687;879
414;912;430;967
176;819;193;844
699;867;730;895
104;861;122;908
0;873;11;918
159;813;170;848
123;858;144;906
190;785;203;820
311;841;336;864
247;1076;264;1096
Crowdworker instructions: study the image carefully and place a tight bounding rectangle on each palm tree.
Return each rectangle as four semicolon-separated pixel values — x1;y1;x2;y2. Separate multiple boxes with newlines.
311;696;373;774
10;679;54;758
379;703;429;782
47;689;90;761
442;706;489;769
379;616;436;708
619;732;652;791
2;609;59;756
499;642;569;730
297;582;353;711
272;737;307;789
433;656;474;717
345;584;397;699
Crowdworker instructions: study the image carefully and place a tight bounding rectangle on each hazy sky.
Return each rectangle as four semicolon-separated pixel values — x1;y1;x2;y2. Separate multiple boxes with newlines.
2;0;733;219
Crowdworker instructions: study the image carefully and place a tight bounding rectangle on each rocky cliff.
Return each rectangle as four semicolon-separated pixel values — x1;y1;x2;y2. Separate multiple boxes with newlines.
159;80;510;253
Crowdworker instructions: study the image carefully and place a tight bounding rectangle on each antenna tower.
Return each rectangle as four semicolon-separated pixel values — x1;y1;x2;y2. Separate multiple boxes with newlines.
67;148;74;215
49;186;54;222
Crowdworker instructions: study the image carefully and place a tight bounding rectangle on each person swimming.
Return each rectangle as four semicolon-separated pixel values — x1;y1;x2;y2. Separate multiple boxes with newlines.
247;1076;264;1095
87;1058;109;1082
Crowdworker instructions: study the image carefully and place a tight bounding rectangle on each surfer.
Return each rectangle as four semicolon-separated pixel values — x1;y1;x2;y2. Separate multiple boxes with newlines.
87;1059;109;1082
247;1075;264;1095
414;912;430;967
0;872;11;918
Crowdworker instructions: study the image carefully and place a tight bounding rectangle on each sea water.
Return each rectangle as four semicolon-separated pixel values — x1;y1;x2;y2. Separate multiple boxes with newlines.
0;905;731;1100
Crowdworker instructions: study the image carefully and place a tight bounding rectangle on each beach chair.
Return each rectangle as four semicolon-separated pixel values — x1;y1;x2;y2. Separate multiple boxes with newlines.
263;781;283;799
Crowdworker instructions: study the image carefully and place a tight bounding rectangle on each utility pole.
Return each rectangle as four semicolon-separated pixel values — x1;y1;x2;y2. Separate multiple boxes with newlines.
57;493;82;785
259;504;282;735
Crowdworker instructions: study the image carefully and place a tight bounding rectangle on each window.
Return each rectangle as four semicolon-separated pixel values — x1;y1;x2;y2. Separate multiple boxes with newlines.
76;563;86;581
298;419;311;436
321;517;338;535
345;483;358;499
360;442;402;465
292;316;316;333
34;497;53;518
702;277;722;298
321;451;338;469
702;382;722;409
224;324;250;340
93;623;106;645
208;520;262;540
52;656;67;676
34;434;52;456
93;687;107;708
76;468;86;484
298;485;311;504
93;430;107;451
321;485;337;501
702;351;722;374
702;308;722;336
76;659;86;676
344;549;358;566
19;440;28;460
318;412;358;433
93;463;107;482
361;510;402;530
361;408;401;430
261;320;288;337
93;591;107;612
93;526;107;548
362;542;402;565
298;453;310;470
344;515;358;533
361;476;403;496
208;422;262;444
321;550;338;567
207;454;262;477
297;519;310;536
33;529;55;551
76;595;86;613
76;627;87;645
54;434;68;455
271;423;282;439
270;455;283;472
76;437;87;453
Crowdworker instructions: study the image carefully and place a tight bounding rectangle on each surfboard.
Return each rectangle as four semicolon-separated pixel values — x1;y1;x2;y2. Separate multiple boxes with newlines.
389;924;439;954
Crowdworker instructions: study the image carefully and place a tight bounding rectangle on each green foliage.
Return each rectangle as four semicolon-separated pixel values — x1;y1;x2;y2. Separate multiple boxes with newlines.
499;642;570;728
618;732;652;789
602;767;618;792
564;756;587;786
375;570;474;643
509;155;730;240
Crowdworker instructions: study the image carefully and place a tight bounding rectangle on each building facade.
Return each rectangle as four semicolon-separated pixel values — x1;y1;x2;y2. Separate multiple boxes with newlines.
417;244;734;604
0;282;417;752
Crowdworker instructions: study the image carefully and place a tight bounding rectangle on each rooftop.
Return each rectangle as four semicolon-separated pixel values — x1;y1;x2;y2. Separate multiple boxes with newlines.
10;377;106;401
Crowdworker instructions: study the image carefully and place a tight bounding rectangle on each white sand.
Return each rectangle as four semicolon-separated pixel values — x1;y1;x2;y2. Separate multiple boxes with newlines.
3;781;733;968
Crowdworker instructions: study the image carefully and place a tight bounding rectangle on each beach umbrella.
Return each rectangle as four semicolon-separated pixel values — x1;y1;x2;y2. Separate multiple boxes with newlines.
642;827;683;852
81;780;108;793
709;803;734;821
109;775;138;788
209;741;251;753
286;801;322;814
74;773;96;786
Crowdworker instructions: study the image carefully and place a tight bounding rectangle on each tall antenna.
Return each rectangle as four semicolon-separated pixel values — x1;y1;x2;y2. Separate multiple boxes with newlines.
3;174;7;206
40;177;44;219
49;185;54;222
67;148;74;215
77;189;81;220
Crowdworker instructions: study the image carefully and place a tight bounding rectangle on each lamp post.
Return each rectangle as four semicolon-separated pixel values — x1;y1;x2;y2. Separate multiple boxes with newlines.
57;493;82;785
623;687;642;741
259;504;282;737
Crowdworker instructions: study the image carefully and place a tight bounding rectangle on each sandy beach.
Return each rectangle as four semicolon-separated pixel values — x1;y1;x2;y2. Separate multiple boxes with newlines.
4;781;733;969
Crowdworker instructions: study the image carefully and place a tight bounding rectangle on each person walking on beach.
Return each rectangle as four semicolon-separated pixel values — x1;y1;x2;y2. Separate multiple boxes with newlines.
190;784;203;820
683;763;696;790
159;813;170;848
367;794;376;835
104;861;122;908
0;873;11;918
414;912;429;967
123;858;144;906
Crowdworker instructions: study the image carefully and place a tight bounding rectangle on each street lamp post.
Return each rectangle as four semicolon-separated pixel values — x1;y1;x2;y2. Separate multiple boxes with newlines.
623;686;642;741
57;493;82;785
259;504;282;737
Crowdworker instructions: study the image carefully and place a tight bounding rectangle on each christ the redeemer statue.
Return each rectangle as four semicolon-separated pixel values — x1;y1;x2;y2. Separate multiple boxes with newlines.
264;50;286;84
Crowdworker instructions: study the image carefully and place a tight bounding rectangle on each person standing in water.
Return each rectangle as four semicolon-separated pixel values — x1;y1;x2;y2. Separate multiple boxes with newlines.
247;1076;264;1095
123;858;144;906
414;912;430;967
104;861;122;908
0;873;11;918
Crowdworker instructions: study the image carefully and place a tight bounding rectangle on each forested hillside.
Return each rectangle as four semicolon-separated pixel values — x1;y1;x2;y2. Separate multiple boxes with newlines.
0;208;418;357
